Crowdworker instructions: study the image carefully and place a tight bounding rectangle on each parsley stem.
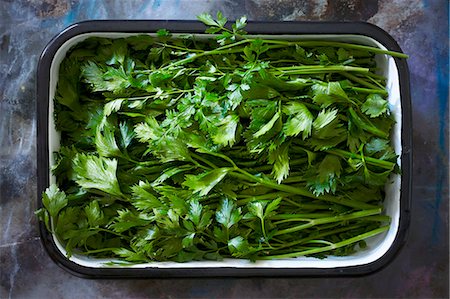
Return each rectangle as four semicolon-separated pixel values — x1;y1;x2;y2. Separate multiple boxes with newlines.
124;157;162;166
275;65;368;72
154;42;205;53
273;208;381;236
191;152;218;169
236;192;288;205
268;59;305;64
77;248;118;255
161;39;250;69
283;198;330;210
282;176;307;183
259;225;389;259
365;75;386;89
366;71;386;80
347;86;388;95
274;65;369;75
341;72;386;92
353;58;375;64
272;213;333;220
325;148;395;170
191;149;240;170
245;158;307;173
305;240;334;246
348;107;389;139
273;213;387;225
261;218;268;241
361;215;391;222
237;191;289;199
258;39;409;59
229;169;379;209
94;228;131;239
271;223;365;248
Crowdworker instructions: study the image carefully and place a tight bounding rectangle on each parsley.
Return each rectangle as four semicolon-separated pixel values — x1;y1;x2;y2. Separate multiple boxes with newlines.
72;153;123;197
362;94;389;118
39;12;407;262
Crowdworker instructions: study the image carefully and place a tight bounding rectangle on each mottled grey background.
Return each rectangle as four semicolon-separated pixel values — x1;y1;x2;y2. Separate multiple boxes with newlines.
0;0;448;298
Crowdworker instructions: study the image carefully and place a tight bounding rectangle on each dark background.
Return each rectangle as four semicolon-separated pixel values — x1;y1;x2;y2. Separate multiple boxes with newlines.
1;0;448;298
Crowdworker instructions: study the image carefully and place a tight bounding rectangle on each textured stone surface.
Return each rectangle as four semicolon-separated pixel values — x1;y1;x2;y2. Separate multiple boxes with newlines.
0;0;448;298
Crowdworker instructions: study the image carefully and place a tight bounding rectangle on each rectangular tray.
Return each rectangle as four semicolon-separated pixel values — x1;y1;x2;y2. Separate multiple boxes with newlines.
37;20;412;278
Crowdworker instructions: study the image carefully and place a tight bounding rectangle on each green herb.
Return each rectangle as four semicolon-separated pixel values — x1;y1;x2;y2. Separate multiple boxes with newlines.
37;12;406;263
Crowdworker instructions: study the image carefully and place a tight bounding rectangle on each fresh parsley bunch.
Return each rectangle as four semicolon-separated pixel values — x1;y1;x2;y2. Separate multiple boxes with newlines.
37;12;407;263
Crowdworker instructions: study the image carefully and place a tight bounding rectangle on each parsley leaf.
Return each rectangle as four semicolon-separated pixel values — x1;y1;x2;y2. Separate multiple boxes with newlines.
282;102;313;139
216;198;242;229
73;153;123;197
307;155;342;195
362;94;389;118
311;81;349;107
268;142;290;183
183;168;231;196
41;184;68;218
95;120;122;158
131;181;165;210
